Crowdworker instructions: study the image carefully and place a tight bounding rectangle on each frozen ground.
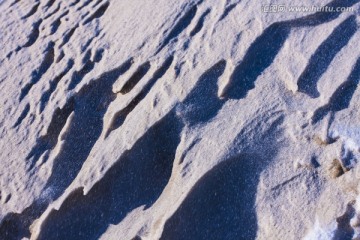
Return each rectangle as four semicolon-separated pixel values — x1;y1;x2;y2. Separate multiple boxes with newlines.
1;0;360;239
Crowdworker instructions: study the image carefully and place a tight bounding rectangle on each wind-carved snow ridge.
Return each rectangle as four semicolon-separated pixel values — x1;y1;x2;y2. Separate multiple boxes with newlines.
1;0;360;239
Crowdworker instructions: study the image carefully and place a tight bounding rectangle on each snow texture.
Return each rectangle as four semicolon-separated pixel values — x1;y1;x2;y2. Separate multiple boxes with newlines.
1;0;360;239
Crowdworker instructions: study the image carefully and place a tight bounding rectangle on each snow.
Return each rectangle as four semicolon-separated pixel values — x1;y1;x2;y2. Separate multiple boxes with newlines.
1;0;360;239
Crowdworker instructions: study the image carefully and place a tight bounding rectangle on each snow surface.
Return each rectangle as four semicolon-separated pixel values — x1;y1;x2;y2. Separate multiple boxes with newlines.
1;0;360;239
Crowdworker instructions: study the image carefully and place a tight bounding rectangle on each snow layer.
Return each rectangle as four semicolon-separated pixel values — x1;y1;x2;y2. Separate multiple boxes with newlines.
1;0;360;239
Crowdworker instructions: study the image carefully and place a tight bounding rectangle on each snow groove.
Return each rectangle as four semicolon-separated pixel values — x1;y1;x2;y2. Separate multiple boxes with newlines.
44;2;61;20
67;48;104;90
44;0;56;10
49;10;69;35
37;111;183;240
19;41;55;101
218;2;237;22
83;1;109;25
161;114;284;240
179;59;227;125
190;8;210;37
69;0;80;7
10;0;21;7
106;56;173;137
77;0;94;11
119;61;151;94
59;24;78;48
22;19;43;48
222;0;360;100
0;59;133;240
297;15;358;98
26;97;75;170
22;2;40;19
156;4;198;54
39;59;75;112
222;23;290;99
13;103;30;128
39;57;133;191
312;57;360;124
